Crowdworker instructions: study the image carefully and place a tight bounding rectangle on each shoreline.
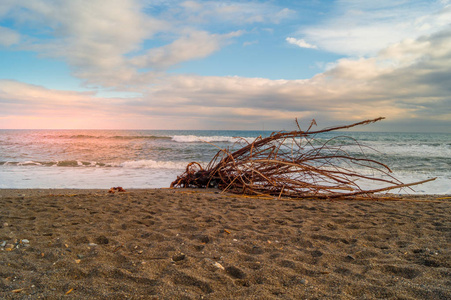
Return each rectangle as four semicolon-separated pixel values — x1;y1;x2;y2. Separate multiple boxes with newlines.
1;187;450;197
1;188;450;299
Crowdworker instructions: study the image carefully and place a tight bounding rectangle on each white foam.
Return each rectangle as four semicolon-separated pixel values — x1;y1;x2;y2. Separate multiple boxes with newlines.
360;142;451;158
17;161;42;166
172;135;254;144
118;160;190;169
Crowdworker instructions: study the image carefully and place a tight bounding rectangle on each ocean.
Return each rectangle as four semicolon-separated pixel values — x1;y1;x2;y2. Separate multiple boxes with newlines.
0;129;449;194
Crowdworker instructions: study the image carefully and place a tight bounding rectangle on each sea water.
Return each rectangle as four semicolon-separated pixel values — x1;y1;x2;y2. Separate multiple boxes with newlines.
0;129;449;194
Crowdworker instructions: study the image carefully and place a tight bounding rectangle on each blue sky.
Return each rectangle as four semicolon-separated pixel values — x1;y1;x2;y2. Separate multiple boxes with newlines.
0;0;450;131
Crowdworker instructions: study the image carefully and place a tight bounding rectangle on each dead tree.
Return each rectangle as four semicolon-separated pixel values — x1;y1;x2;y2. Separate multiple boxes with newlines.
171;117;435;199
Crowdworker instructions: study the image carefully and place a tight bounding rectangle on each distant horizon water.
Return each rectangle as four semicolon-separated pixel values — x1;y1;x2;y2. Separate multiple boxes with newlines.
0;129;449;194
2;128;450;134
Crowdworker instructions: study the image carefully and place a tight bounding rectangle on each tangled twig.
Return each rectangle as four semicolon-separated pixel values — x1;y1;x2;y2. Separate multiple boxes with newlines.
171;117;435;199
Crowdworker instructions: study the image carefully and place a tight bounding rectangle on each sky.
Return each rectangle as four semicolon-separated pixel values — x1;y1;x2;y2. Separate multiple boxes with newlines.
0;0;450;132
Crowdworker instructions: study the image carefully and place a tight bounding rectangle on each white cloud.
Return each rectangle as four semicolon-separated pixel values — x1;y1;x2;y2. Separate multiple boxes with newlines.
0;1;450;131
1;0;166;88
0;26;20;46
177;1;294;24
2;24;450;131
131;30;243;69
298;0;451;56
286;37;317;49
137;26;451;129
1;0;283;88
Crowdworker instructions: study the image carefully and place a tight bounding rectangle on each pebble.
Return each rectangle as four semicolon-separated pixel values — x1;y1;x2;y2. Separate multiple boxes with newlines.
172;253;186;262
197;235;211;243
225;266;246;279
95;235;109;245
21;239;30;244
311;250;323;257
203;258;225;271
88;243;98;247
0;241;6;247
213;261;225;270
346;255;356;260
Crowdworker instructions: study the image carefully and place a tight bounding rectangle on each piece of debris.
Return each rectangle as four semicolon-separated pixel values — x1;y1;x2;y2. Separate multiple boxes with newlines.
108;187;126;193
171;118;435;199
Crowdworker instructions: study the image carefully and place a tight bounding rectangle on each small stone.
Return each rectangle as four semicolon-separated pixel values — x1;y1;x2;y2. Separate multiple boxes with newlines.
21;239;30;244
5;244;14;251
77;254;84;259
88;243;98;247
213;261;225;270
75;259;81;264
172;253;186;262
3;222;8;227
225;266;246;279
197;235;211;243
0;241;6;247
311;250;323;257
95;235;109;245
202;258;225;270
346;255;355;260
194;244;205;251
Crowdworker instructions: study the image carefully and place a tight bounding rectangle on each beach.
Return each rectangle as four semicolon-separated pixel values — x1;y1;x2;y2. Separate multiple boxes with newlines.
0;188;450;299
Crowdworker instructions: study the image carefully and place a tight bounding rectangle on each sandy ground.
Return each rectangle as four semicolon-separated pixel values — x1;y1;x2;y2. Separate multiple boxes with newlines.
0;188;450;299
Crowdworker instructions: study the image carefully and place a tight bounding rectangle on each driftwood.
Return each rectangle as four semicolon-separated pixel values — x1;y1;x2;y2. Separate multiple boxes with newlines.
171;117;436;199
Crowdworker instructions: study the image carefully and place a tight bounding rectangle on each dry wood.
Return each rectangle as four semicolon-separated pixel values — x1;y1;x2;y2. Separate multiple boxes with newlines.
171;118;436;199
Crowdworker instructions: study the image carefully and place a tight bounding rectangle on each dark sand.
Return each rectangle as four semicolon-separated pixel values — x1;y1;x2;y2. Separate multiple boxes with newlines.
0;189;450;299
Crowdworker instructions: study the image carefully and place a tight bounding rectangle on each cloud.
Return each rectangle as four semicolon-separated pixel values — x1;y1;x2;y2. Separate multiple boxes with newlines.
0;79;97;110
1;1;450;131
0;79;147;129
1;0;164;88
1;24;450;131
286;37;317;49
0;26;20;46
1;0;286;88
177;1;295;24
298;0;451;56
131;30;243;69
136;26;451;130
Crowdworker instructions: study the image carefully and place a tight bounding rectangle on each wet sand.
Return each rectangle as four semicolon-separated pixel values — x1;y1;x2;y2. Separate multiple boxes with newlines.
0;188;450;299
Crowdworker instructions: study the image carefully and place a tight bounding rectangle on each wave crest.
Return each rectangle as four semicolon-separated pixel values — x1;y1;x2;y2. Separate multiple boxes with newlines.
172;135;254;143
